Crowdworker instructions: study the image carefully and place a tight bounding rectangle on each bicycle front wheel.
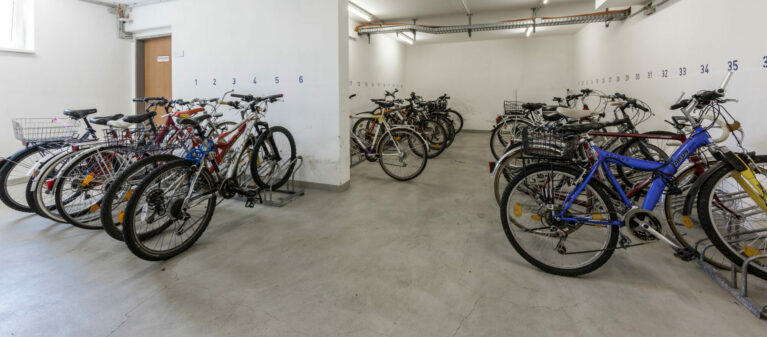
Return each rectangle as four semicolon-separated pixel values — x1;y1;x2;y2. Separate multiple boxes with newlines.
697;155;767;279
378;128;428;181
123;159;217;261
500;163;619;276
251;126;296;190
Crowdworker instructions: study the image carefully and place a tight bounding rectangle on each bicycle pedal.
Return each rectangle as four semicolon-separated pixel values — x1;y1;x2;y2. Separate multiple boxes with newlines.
673;247;699;262
245;198;256;208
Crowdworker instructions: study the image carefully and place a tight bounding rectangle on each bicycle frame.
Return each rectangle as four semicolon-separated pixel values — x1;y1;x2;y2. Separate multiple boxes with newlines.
555;127;713;226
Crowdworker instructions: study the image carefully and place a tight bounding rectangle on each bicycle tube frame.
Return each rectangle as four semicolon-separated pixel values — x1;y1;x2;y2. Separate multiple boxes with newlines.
555;127;712;226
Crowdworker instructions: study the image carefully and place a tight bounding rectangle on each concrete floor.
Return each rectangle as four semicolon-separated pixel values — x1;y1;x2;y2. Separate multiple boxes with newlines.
1;132;765;337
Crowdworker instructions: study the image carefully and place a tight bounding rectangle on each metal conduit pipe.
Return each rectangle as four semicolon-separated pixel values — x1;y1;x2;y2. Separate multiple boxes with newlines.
356;8;630;35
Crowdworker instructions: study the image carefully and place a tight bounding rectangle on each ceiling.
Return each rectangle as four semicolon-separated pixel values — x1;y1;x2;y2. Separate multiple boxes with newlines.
352;0;593;21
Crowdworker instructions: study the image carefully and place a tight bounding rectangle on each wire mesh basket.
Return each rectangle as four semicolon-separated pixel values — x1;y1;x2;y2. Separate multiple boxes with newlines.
12;118;80;143
521;127;579;161
504;101;526;115
102;128;185;154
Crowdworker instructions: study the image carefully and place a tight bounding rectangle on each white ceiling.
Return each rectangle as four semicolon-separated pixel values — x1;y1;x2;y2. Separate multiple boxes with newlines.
352;0;593;21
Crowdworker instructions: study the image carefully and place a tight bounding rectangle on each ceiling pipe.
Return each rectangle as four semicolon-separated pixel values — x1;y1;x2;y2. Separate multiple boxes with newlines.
356;8;630;35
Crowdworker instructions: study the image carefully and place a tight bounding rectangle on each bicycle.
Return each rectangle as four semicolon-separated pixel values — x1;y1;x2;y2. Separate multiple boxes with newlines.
120;93;295;260
500;72;767;278
349;95;429;181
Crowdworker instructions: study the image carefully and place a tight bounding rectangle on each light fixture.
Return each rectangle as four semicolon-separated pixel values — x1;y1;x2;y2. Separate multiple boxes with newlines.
397;32;414;45
543;0;549;4
525;26;533;37
348;2;372;22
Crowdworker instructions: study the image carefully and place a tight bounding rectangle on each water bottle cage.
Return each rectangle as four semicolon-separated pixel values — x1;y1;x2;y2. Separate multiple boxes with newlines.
185;139;215;164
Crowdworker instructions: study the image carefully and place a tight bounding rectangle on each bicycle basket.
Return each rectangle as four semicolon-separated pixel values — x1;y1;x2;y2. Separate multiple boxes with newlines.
504;101;526;115
521;128;578;161
12;118;80;143
102;128;182;153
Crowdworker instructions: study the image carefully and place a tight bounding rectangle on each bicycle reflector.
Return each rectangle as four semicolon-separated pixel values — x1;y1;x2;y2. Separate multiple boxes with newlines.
489;162;495;173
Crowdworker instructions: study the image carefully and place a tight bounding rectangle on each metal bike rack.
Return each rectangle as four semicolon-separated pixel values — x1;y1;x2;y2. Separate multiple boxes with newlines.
694;238;767;319
237;156;305;208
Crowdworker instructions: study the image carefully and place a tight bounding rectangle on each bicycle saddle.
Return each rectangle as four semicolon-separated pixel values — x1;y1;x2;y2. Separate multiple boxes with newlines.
88;114;124;126
542;111;564;122
63;109;98;119
122;111;157;123
559;122;604;135
370;99;394;108
523;103;546;111
556;107;599;119
173;107;205;118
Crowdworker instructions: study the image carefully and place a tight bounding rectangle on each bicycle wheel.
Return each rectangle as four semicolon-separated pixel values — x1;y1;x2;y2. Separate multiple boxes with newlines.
377;128;428;181
250;126;296;190
29;150;83;222
447;110;464;134
615;141;669;187
500;163;619;276
415;119;447;158
492;144;562;206
24;148;69;217
54;146;131;229
490;118;532;160
0;146;50;212
663;162;732;269
122;159;216;261
100;154;180;241
437;116;456;148
697;155;767;279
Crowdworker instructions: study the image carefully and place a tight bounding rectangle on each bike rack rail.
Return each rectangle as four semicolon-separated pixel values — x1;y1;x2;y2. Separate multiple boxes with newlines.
694;237;767;319
238;156;305;207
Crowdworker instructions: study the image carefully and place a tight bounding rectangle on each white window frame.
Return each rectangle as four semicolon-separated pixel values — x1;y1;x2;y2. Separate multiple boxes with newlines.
0;0;34;53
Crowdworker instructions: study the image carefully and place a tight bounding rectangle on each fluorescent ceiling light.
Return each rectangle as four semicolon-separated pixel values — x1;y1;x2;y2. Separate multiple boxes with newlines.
348;3;372;22
543;0;549;4
525;26;533;37
397;32;414;45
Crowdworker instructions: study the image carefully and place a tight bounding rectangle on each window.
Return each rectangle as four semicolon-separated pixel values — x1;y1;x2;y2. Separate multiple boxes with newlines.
0;0;33;52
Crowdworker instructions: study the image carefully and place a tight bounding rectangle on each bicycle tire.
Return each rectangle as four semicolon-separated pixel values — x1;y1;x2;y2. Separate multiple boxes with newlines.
447;110;464;134
378;128;428;181
500;163;619;276
697;155;767;280
0;146;47;212
250;126;296;190
122;159;216;261
100;154;180;241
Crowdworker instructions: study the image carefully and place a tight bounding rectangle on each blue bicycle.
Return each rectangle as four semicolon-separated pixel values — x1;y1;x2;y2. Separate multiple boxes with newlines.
500;73;767;276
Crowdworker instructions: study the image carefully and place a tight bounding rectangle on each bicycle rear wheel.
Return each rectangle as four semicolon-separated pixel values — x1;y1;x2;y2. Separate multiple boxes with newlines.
54;146;131;229
416;119;447;158
378;128;428;181
447;110;463;134
697;155;767;279
0;146;49;212
123;159;216;261
500;163;619;276
100;154;179;241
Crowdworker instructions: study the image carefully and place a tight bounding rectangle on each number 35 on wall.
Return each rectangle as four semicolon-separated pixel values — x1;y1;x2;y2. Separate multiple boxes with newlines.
727;59;739;71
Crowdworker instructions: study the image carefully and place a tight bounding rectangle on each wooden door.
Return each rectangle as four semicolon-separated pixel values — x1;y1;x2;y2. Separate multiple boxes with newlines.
143;36;172;125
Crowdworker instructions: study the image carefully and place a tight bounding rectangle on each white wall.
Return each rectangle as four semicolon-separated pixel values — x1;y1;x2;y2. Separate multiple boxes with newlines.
171;0;348;187
348;31;407;115
405;35;575;130
574;0;767;150
0;0;133;155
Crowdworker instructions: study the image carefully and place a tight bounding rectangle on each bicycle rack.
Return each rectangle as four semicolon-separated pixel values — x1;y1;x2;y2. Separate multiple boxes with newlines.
237;156;305;208
694;237;767;319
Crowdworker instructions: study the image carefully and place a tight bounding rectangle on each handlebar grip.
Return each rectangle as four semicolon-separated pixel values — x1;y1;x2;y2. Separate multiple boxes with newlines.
231;93;254;102
266;94;283;101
